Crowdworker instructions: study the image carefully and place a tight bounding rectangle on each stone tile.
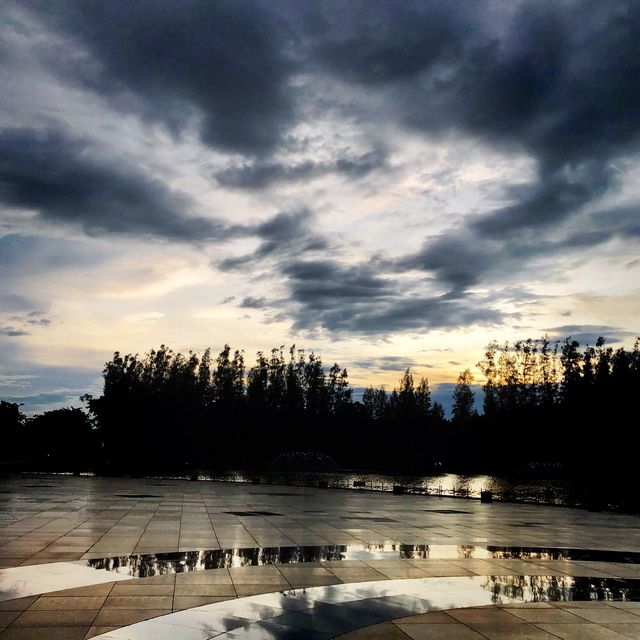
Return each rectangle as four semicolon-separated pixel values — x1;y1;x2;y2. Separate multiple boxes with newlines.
46;583;116;597
287;575;342;588
393;612;456;624
507;608;587;623
174;584;236;596
128;574;175;586
447;608;525;624
229;575;290;587
0;598;38;611
12;609;98;626
109;583;174;596
500;602;555;609
566;608;640;623
0;610;22;626
234;584;283;597
470;622;565;639
172;595;233;610
336;621;412;639
175;571;233;584
102;595;174;609
85;627;118;639
600;624;640;639
0;560;23;569
396;622;488;639
92;608;171;627
328;569;387;580
0;628;89;639
536;623;633;639
29;596;107;610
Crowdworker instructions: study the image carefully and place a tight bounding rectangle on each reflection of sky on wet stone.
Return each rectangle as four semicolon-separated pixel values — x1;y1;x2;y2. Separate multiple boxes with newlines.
0;1;639;412
82;545;640;578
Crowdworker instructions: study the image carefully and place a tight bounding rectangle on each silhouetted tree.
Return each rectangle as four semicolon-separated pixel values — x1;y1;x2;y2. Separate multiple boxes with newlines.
19;334;637;482
362;386;387;421
29;407;96;469
452;369;476;423
0;401;26;461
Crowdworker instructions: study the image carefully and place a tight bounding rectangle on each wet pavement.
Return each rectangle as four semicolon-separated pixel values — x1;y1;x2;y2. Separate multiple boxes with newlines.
1;475;639;638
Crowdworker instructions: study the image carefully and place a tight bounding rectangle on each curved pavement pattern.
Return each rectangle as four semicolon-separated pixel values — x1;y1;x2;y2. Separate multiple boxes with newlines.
89;576;640;639
1;475;640;638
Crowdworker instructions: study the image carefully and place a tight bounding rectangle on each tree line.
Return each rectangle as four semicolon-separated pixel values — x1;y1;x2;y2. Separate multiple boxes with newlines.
1;336;638;477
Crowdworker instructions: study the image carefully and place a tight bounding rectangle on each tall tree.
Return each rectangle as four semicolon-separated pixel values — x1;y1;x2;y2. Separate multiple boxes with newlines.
362;386;387;421
452;369;476;423
0;401;26;461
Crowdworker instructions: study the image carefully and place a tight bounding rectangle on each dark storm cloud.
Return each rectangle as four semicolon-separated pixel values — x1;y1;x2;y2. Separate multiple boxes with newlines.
0;128;236;241
1;0;638;340
13;1;640;177
283;259;390;305
587;204;640;239
9;1;639;238
28;0;295;156
546;325;638;345
219;209;328;270
282;258;502;333
314;1;640;172
402;216;638;293
214;148;388;190
310;0;640;287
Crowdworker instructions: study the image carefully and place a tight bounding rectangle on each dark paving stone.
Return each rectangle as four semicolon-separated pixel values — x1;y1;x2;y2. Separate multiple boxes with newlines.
422;509;472;515
224;511;284;516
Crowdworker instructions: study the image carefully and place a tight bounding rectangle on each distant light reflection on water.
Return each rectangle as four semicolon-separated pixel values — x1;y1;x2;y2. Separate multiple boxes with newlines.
156;471;573;506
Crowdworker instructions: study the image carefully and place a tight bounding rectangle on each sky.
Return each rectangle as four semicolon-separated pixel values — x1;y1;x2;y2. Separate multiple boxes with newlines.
0;0;639;415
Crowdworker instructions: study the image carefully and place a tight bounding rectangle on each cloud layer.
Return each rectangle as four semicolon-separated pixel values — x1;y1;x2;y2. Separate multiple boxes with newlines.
1;1;639;411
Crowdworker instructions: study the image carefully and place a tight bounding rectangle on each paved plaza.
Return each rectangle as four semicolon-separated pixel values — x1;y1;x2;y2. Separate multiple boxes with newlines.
1;475;640;638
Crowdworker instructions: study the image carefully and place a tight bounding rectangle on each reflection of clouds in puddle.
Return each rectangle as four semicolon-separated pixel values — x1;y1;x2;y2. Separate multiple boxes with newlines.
91;575;640;640
0;562;132;602
344;543;401;560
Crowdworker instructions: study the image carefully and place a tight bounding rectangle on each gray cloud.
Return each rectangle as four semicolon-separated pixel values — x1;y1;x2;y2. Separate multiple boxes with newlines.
219;209;328;270
281;258;503;334
0;307;54;339
309;0;640;288
545;325;638;345
240;296;268;309
0;326;29;337
6;2;639;248
2;0;639;341
315;1;640;172
27;0;295;156
0;127;236;241
401;213;639;293
214;148;388;190
353;356;435;372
